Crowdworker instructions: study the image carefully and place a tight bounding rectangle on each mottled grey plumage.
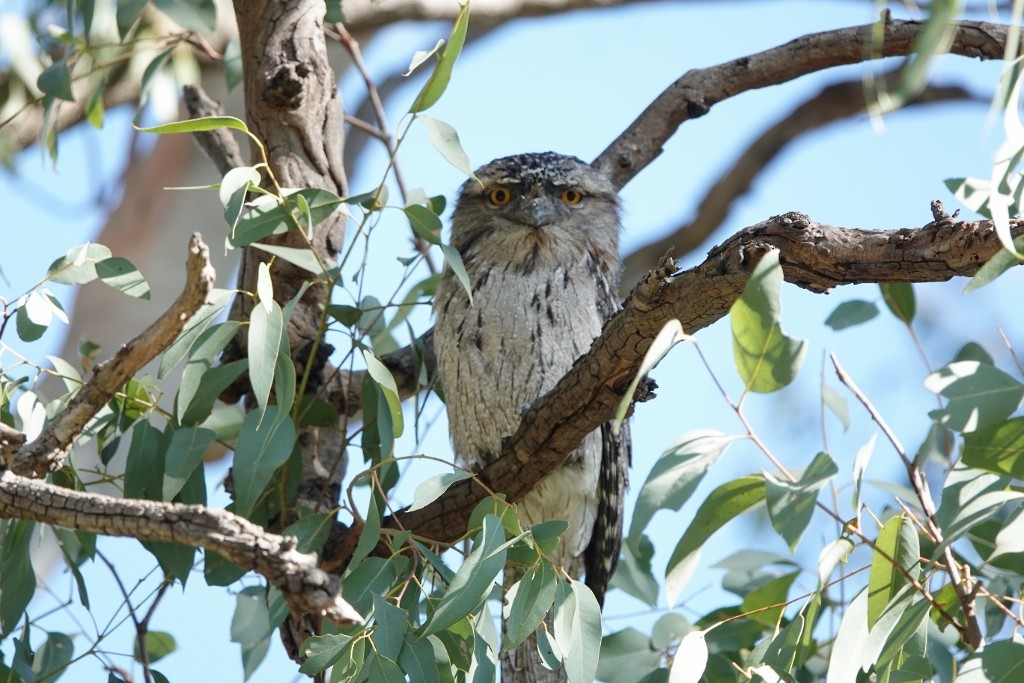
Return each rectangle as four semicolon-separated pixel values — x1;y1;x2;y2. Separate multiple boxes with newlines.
434;152;629;682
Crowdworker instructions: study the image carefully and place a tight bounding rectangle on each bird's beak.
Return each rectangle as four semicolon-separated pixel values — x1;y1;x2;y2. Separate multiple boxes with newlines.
522;198;557;228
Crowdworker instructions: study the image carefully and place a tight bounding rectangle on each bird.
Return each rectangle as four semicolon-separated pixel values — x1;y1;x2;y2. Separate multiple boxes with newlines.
433;151;629;683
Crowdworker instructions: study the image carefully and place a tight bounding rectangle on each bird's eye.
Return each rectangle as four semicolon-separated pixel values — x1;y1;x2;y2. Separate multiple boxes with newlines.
488;188;513;206
560;190;583;206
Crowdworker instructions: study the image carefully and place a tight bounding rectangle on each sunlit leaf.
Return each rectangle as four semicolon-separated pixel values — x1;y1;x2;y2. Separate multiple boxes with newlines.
668;630;708;683
867;514;919;629
962;416;1024;478
418;116;474;177
553;580;602;683
504;560;557;649
665;475;765;604
96;257;151;299
731;251;807;393
137;115;249;136
409;3;470;113
924;360;1024;433
422;514;506;636
615;319;688;433
629;430;738;542
408;471;474;512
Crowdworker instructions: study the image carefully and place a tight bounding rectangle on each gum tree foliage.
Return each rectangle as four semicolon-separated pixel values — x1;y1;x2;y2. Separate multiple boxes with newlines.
2;1;1024;682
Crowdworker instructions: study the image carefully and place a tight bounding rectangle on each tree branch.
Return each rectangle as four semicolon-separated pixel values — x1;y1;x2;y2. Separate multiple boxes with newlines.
592;17;1009;190
10;234;216;477
387;210;1023;546
0;470;363;626
619;77;981;290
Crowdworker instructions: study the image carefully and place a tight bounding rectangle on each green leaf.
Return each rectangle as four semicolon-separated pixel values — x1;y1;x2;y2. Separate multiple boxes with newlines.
159;289;233;378
96;257;150;299
363;349;404;439
963;416;1024;478
933;463;1020;558
248;299;284;420
230;189;342;247
628;431;738;542
615;319;687;432
418;116;474;177
409;3;470;113
175;320;243;415
350;493;383;568
371;593;408;661
282;513;332;555
404;204;444;245
178;359;246;426
138;47;175;110
0;520;37;636
828;588;869;683
879;283;915;324
965;233;1024;292
230;587;272;647
137;115;249;136
85;78;106;128
153;0;216;32
924;360;1024;433
47;242;112;285
440;244;473;305
818;537;854;587
825;300;878;330
223;36;243;91
957;640;1024;681
408;471;474;512
503;560;557;649
397;635;447;683
553;580;602;683
124;421;166;500
135;631;176;663
232;407;296;518
822;381;850;431
765;451;837;550
162;427;215;501
422;514;506;636
116;0;148;37
665;475;766;603
867;514;920;629
220;166;259;232
596;629;661;683
342;557;398;615
299;633;351;674
739;571;799;627
38;59;75;101
16;303;47;342
610;535;659;606
730;251;807;393
669;630;708;683
33;631;73;679
249;243;326;276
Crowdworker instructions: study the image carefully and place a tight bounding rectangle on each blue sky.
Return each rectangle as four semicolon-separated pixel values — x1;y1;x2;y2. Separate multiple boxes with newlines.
2;1;1022;681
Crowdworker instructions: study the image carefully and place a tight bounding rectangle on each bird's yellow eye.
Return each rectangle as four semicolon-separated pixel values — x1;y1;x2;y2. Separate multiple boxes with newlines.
560;190;583;206
488;188;513;206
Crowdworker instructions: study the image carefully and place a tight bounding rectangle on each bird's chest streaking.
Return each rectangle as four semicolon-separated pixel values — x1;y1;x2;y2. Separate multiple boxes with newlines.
435;258;604;466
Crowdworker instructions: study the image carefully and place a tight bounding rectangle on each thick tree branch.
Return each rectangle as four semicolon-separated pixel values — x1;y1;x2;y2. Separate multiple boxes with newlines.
593;17;1009;190
388;211;1024;545
619;77;980;290
10;234;215;477
0;470;363;626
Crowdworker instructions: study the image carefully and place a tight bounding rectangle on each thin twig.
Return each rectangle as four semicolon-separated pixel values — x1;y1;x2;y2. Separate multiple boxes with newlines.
831;352;984;650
